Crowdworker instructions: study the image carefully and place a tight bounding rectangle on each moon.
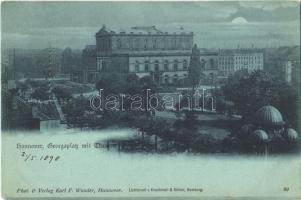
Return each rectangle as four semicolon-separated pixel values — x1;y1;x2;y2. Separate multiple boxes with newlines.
231;17;249;24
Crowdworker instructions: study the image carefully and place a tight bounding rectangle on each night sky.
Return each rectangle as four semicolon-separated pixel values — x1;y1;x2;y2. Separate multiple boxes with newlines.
2;1;300;49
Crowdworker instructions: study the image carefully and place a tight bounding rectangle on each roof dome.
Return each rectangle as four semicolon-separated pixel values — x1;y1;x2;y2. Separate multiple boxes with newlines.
252;129;269;142
255;106;284;126
284;128;298;141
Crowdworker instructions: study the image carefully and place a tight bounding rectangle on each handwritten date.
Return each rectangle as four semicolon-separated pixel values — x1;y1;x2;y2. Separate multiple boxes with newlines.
21;152;60;164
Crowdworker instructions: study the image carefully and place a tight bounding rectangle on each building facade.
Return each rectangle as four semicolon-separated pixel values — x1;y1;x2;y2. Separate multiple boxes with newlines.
84;25;193;85
284;60;300;86
199;51;219;84
218;49;264;77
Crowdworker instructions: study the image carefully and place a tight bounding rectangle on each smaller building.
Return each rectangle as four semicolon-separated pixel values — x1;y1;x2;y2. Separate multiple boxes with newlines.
218;48;264;77
283;60;300;86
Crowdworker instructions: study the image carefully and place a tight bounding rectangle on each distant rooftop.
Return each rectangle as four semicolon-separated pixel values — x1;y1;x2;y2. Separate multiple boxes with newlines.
199;48;218;55
219;48;263;55
131;26;163;34
96;25;193;35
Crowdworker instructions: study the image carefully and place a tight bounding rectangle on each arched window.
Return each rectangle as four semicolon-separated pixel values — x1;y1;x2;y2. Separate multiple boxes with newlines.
164;75;169;84
145;61;149;72
201;59;206;68
97;59;102;71
153;39;157;49
135;61;139;72
173;60;178;71
102;61;107;72
129;39;133;49
173;74;178;84
209;72;214;82
154;60;159;72
178;79;184;85
144;39;148;49
183;60;188;70
164;60;169;71
117;39;122;49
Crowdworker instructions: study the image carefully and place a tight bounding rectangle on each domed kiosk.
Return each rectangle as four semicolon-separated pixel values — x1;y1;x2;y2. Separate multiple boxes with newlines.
256;106;284;126
239;105;298;152
252;129;269;142
283;128;298;141
255;106;285;135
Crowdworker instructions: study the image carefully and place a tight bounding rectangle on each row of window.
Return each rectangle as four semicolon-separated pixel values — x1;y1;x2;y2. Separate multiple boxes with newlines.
163;74;187;84
221;65;263;71
219;60;262;65
219;57;263;61
133;60;188;72
234;56;262;60
116;38;191;49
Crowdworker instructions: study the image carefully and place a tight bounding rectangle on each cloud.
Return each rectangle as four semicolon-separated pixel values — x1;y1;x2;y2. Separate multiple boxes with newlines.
239;1;299;11
2;1;239;34
228;2;300;22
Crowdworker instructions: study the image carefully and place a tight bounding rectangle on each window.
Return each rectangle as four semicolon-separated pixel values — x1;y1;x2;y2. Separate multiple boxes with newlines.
153;39;157;49
173;74;178;84
97;60;102;71
145;61;149;72
117;39;122;49
135;61;139;72
201;59;206;68
129;39;133;49
102;61;106;71
183;60;188;70
209;58;214;69
209;73;214;82
173;60;178;71
164;60;169;71
144;39;148;49
164;75;169;84
154;61;159;72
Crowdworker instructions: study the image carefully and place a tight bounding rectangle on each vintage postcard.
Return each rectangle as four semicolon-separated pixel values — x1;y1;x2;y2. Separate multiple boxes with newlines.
1;1;301;199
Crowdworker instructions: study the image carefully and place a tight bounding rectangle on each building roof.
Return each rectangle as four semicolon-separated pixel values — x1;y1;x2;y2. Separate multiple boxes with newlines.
199;48;218;56
96;25;193;36
255;105;284;126
131;26;163;34
219;48;263;56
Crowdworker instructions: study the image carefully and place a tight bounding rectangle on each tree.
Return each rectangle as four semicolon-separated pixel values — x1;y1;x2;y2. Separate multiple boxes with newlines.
52;86;72;100
223;70;298;127
31;87;50;100
64;97;87;128
188;44;202;93
61;48;74;74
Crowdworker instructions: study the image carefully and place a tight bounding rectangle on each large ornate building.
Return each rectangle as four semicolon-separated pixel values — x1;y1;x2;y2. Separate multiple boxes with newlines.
83;25;193;85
